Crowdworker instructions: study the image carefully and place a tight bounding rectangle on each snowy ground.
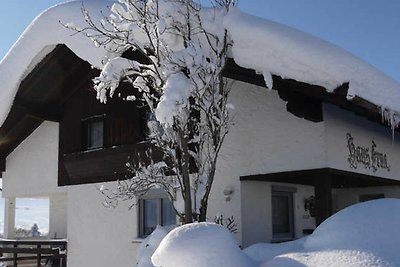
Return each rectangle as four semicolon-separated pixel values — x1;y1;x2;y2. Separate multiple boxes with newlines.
138;199;400;267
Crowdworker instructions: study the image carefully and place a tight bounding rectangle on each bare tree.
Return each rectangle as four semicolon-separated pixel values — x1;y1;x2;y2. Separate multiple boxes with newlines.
69;0;236;223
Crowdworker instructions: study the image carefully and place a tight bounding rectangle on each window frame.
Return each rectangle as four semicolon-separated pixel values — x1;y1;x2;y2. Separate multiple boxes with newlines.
138;189;176;238
82;115;105;151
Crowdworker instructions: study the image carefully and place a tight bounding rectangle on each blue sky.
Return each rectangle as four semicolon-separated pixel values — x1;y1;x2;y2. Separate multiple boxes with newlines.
0;0;398;232
0;0;399;81
0;192;49;234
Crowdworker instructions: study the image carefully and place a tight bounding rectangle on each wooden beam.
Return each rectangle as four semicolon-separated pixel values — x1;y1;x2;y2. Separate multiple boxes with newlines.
12;102;61;122
314;171;332;226
0;157;4;172
0;44;93;159
0;157;4;177
223;58;266;87
241;168;400;188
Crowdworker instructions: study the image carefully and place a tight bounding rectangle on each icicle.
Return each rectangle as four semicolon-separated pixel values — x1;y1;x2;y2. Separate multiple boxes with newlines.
262;71;273;90
381;107;398;145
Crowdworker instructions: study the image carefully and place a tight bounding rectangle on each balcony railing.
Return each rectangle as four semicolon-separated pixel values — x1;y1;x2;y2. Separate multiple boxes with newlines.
0;239;67;267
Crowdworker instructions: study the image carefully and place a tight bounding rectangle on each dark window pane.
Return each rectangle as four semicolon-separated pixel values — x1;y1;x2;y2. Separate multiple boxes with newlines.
161;198;176;226
272;194;290;234
143;199;158;236
87;120;103;149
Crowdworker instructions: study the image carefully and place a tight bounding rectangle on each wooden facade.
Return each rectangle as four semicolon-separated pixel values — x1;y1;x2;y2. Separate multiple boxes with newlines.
58;78;147;185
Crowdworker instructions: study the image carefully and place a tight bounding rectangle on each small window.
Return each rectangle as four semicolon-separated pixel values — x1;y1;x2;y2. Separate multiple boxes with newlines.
272;190;294;241
83;118;104;150
139;197;176;237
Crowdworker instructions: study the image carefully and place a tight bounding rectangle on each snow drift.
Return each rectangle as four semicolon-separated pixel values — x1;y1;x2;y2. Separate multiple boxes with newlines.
303;198;400;266
151;222;255;267
136;226;174;267
145;199;400;267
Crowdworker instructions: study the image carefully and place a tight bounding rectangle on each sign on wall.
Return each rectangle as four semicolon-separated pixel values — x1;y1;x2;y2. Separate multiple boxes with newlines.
346;133;390;172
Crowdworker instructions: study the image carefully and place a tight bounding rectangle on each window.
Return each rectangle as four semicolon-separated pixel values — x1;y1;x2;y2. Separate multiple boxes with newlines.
83;117;104;150
139;196;176;237
359;194;384;203
271;187;295;241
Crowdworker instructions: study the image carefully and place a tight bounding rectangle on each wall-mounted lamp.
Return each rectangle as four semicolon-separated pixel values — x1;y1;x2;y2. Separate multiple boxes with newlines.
304;196;315;217
223;186;234;201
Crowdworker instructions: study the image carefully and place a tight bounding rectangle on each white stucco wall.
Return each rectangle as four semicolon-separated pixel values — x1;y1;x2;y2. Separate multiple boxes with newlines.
208;81;400;247
2;121;65;197
207;80;325;246
324;104;400;180
49;193;68;239
66;182;140;267
1;120;144;266
225;80;326;176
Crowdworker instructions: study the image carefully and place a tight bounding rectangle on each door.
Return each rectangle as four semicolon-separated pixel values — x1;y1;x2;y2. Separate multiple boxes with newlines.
272;190;294;241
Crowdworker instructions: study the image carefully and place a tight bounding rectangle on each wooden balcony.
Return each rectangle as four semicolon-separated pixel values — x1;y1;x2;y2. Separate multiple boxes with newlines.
0;239;67;267
61;142;163;185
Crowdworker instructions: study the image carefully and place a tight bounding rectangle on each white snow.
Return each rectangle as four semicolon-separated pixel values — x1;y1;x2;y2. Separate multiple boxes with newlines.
223;8;400;127
136;225;174;267
243;238;305;264
0;0;114;126
255;199;400;266
151;222;255;267
304;198;400;265
142;199;400;267
155;73;194;126
1;1;400;129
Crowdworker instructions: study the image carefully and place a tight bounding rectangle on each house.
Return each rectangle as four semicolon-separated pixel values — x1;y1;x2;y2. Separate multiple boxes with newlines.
1;1;400;266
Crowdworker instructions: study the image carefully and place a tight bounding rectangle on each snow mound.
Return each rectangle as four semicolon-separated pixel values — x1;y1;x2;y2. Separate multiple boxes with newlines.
151;222;255;267
136;225;175;267
305;198;400;265
244;238;305;263
261;250;391;267
248;199;400;267
142;200;400;267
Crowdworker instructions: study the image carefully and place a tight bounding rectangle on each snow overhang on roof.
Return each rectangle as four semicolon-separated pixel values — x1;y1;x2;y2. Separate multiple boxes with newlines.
0;0;113;127
224;8;400;128
1;0;400;134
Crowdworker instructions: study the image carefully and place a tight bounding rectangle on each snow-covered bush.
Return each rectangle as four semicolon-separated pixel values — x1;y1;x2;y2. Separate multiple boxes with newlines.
151;222;254;267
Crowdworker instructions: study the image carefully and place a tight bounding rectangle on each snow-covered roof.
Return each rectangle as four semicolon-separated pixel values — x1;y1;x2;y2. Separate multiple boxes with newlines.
1;1;400;127
0;1;112;126
224;9;400;126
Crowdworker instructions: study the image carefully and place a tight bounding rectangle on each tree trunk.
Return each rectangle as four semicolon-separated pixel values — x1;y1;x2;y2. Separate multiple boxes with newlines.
198;164;216;222
180;132;193;223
